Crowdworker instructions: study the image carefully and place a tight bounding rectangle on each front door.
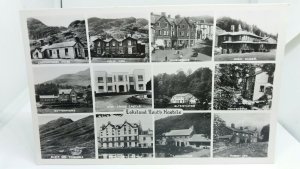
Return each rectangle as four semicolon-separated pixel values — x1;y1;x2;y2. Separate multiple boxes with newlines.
128;47;132;54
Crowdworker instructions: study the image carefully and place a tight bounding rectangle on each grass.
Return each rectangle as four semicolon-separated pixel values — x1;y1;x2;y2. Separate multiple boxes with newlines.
155;144;210;158
213;142;269;158
92;57;148;63
214;50;276;61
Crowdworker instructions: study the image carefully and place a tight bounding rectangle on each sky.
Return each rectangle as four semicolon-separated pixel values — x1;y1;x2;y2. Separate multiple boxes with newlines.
38;114;90;125
93;64;151;82
151;6;213;18
152;63;211;75
29;15;85;27
217;9;280;35
96;114;153;131
87;7;149;19
33;66;89;84
216;113;270;130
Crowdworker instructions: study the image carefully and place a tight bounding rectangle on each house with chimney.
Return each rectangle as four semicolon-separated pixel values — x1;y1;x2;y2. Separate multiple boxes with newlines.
151;12;213;48
216;123;259;144
217;24;277;54
58;89;77;103
160;126;210;149
31;37;87;59
170;93;198;104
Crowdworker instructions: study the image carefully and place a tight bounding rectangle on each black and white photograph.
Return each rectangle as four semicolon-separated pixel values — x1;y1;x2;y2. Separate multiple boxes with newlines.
38;115;95;159
27;15;89;64
33;66;93;113
96;114;154;159
93;64;152;112
214;63;275;110
88;10;149;63
153;63;212;110
213;113;270;158
214;10;279;61
155;113;211;158
151;9;214;62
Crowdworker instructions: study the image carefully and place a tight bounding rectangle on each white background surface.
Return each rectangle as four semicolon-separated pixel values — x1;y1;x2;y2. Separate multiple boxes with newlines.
0;0;299;168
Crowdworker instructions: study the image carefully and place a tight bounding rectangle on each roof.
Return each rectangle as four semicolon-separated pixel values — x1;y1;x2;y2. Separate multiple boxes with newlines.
188;134;210;142
164;127;193;136
39;95;58;99
218;135;233;139
43;41;77;50
218;31;262;38
101;121;139;130
172;93;196;99
222;40;276;45
227;126;256;134
59;89;73;95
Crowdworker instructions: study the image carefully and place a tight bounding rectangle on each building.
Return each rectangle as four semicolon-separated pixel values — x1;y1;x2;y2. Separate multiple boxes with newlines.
216;123;258;144
39;95;58;104
31;37;87;59
170;93;198;104
151;12;213;48
160;126;210;148
217;24;277;54
58;89;77;103
92;36;146;57
98;120;153;149
243;70;273;101
94;69;146;94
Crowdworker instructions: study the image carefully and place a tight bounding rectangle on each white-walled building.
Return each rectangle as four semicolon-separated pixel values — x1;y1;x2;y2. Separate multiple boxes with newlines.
170;93;198;104
94;69;146;93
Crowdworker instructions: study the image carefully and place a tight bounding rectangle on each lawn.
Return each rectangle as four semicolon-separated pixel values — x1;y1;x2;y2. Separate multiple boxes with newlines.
213;142;269;158
214;50;276;61
95;94;152;112
155;144;210;158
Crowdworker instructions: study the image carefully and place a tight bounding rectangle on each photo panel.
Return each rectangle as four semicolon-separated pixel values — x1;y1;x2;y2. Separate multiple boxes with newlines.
213;113;270;158
87;8;150;63
96;113;154;159
214;9;280;61
33;66;93;114
155;112;211;158
26;13;89;64
153;63;212;110
150;7;214;62
38;114;95;159
214;63;275;110
92;64;152;112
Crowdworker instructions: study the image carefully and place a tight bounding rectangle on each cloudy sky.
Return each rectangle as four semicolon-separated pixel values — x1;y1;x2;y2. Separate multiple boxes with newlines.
151;6;213;18
87;7;149;19
28;14;85;27
33;66;89;84
152;62;211;76
96;114;153;131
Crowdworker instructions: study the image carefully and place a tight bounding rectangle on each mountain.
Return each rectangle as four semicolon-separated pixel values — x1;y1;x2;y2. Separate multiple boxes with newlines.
44;68;91;87
155;113;211;139
88;17;148;37
39;115;94;147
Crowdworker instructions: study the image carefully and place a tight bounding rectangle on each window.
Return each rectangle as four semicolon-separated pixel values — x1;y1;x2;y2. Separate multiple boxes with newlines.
182;25;185;28
97;48;101;54
138;75;143;81
128;40;132;46
134;129;137;134
65;48;68;56
57;49;60;58
119;42;122;46
187;32;189;36
98;42;101;47
143;137;146;141
129;77;134;82
181;31;184;36
118;75;124;82
112;41;116;46
107;77;112;83
129;129;131;134
172;31;175;36
260;85;265;92
98;77;104;83
158;30;161;35
49;50;52;56
107;86;112;91
106;43;109;47
98;86;104;90
138;84;144;90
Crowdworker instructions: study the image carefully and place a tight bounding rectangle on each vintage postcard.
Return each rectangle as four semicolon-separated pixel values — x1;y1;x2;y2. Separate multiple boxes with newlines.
20;4;287;164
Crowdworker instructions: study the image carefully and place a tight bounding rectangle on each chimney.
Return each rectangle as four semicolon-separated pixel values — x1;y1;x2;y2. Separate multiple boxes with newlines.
40;39;44;46
238;24;242;32
161;12;166;16
74;37;80;43
168;14;171;18
231;123;235;128
175;15;180;19
230;25;235;32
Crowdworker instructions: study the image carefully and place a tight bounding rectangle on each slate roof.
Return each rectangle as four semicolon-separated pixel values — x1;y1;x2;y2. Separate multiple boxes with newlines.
43;41;77;50
164;127;193;136
59;89;73;95
39;95;58;99
101;121;139;130
188;134;210;142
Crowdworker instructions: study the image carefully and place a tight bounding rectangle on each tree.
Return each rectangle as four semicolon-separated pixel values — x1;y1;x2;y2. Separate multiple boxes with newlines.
213;115;227;139
260;124;270;142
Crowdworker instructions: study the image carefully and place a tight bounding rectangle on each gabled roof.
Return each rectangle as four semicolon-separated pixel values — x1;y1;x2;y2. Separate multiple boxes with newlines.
101;121;139;130
164;127;193;136
59;89;73;95
219;31;262;38
188;134;210;142
43;41;77;50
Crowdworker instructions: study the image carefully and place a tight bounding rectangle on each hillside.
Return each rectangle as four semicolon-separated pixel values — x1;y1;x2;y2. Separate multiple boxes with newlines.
88;17;148;38
27;17;87;49
190;15;214;24
155;113;211;139
44;68;91;87
39;115;94;147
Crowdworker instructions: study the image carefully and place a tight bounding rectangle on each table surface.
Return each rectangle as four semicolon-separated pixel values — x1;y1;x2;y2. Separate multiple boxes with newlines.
0;102;299;169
